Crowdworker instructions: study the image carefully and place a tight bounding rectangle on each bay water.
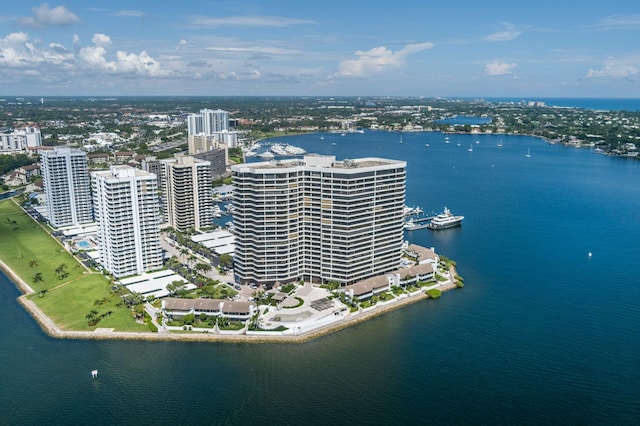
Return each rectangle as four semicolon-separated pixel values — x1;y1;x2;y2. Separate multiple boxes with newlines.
2;130;640;425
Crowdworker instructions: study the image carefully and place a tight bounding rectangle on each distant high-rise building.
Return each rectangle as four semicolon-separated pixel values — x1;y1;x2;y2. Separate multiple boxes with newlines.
40;147;93;228
231;155;406;287
160;155;213;232
91;166;162;278
187;109;229;135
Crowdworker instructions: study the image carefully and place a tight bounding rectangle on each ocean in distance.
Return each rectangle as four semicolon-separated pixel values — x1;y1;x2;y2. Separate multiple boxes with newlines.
481;97;640;111
2;130;640;425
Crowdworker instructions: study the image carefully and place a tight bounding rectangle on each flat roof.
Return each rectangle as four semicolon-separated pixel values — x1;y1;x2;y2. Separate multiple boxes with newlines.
119;270;193;299
213;244;235;255
201;235;235;248
233;156;406;173
191;230;234;243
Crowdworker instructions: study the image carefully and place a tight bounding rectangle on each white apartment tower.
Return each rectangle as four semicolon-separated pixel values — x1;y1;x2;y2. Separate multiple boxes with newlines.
91;166;163;278
187;109;229;135
231;155;406;287
40;147;93;228
160;154;213;232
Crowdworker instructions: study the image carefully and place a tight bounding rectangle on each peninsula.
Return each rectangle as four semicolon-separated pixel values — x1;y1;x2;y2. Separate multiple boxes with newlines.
0;193;462;343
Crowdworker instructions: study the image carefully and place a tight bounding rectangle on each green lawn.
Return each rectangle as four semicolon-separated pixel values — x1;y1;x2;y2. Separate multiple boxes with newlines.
0;199;147;332
0;200;85;292
29;274;147;332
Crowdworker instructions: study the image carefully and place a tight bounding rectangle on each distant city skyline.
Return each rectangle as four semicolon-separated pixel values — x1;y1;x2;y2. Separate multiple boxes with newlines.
1;1;639;97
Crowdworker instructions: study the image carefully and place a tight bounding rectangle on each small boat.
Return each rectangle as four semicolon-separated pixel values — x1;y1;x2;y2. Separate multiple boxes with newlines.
525;148;531;158
497;139;503;147
425;143;430;147
404;219;430;231
475;140;480;144
468;144;473;152
258;151;274;160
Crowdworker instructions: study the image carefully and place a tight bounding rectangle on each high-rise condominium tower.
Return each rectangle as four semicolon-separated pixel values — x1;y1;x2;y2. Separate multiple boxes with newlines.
160;155;213;232
40;146;93;228
91;166;162;278
187;109;229;135
231;155;406;287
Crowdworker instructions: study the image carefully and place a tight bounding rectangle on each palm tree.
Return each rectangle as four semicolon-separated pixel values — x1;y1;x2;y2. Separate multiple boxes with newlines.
32;272;43;287
28;259;38;270
195;262;212;275
85;309;99;326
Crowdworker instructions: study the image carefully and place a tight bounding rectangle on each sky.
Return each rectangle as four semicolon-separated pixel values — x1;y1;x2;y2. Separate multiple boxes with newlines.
1;1;640;98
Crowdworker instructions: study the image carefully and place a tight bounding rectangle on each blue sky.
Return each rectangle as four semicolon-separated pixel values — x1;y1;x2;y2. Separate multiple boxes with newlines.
1;1;640;97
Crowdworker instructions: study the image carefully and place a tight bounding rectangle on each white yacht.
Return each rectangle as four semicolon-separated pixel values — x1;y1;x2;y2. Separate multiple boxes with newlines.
271;143;289;156
427;207;464;230
258;151;274;160
284;145;306;155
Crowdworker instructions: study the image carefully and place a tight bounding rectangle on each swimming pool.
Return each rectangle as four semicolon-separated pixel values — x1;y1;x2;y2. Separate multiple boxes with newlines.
76;240;91;249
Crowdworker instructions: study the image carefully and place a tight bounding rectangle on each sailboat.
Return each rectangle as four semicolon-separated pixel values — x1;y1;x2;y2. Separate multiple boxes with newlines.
525;148;531;158
497;139;503;147
468;144;473;152
399;134;403;144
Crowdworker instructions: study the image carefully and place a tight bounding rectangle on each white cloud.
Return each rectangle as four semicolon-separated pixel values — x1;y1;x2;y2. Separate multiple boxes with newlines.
598;14;640;29
485;23;522;42
18;3;80;28
336;42;433;78
586;57;640;78
189;15;316;27
205;46;302;55
0;32;73;69
485;61;517;75
92;33;112;48
114;10;148;18
77;33;169;77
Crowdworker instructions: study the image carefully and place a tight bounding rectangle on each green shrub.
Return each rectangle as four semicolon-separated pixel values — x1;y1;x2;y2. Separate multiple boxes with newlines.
426;289;442;299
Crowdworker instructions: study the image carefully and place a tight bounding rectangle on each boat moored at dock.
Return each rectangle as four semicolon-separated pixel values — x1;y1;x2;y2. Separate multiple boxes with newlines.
426;207;464;230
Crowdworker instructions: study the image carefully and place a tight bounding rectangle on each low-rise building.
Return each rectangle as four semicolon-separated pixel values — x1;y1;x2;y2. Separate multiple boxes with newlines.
162;298;256;321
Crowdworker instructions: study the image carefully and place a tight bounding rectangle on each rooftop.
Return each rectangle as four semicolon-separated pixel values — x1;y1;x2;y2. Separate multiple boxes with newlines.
233;155;405;173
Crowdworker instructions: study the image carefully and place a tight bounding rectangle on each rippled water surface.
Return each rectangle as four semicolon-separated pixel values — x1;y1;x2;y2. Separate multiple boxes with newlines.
2;131;640;425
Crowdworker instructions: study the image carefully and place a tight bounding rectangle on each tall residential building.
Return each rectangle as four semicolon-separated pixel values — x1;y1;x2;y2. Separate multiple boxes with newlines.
187;109;229;135
91;166;162;278
40;146;93;228
160;154;213;231
231;155;406;287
